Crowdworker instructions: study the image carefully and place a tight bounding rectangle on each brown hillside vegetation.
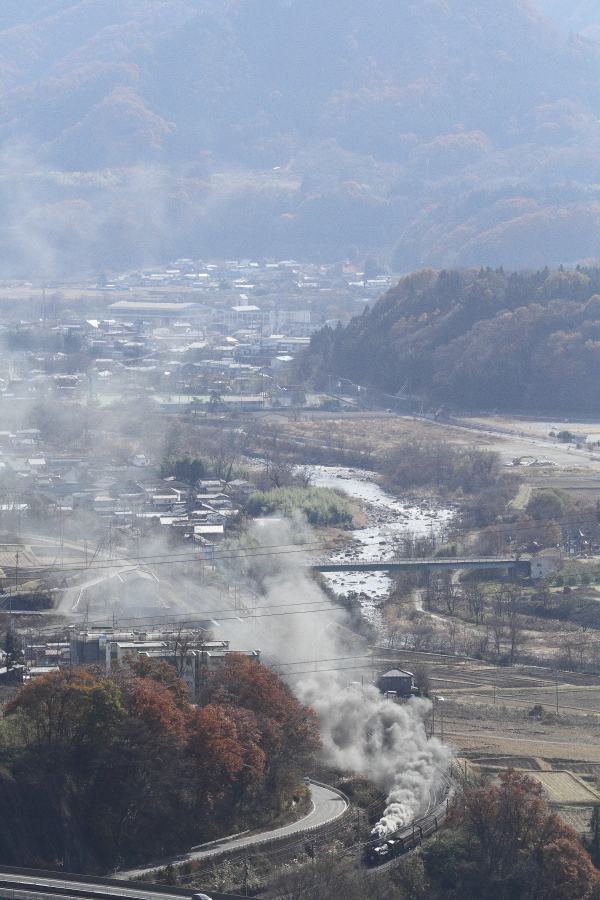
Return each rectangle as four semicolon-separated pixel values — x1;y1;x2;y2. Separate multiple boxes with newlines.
1;2;600;269
297;266;600;415
0;655;319;872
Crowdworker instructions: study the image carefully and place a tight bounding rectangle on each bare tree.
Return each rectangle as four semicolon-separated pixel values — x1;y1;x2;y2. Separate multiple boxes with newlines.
407;620;435;651
208;427;244;481
507;623;523;663
444;619;459;654
411;661;431;696
465;583;486;624
489;617;505;655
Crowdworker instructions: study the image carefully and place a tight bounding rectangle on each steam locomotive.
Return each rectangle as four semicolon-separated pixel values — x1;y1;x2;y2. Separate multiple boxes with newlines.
365;778;452;867
365;834;407;866
365;821;430;867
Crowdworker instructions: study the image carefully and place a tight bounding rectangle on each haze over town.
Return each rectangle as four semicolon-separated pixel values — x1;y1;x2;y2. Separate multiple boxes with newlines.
3;2;600;900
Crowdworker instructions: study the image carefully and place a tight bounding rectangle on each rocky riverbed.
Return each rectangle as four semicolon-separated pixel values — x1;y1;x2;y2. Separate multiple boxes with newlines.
307;465;457;625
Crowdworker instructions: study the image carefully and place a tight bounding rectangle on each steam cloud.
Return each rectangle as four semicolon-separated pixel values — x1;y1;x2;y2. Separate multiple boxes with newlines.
298;678;452;837
223;516;453;839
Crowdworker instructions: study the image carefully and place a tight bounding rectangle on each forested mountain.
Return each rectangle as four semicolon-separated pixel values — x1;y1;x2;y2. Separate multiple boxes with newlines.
296;266;600;415
1;1;600;272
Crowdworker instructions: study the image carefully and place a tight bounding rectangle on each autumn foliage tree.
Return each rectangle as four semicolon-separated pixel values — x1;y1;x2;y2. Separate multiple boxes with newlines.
0;656;319;873
199;653;321;791
5;667;124;760
423;768;600;900
187;704;264;808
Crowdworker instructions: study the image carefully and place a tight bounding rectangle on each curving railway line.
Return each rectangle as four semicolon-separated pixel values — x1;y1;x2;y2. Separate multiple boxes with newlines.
364;768;455;871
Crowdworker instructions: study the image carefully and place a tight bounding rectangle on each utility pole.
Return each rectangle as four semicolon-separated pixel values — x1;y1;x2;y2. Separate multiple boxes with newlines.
243;857;249;897
59;506;64;567
556;669;559;715
435;696;445;742
357;809;362;868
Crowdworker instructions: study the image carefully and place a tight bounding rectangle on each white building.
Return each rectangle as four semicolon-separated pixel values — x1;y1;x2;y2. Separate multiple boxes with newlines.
109;301;214;325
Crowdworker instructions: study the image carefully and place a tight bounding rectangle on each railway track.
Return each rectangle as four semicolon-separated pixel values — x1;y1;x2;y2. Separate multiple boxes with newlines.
363;768;455;871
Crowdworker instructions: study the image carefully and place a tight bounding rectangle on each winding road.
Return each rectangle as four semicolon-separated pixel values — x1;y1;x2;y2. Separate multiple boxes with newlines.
118;782;348;880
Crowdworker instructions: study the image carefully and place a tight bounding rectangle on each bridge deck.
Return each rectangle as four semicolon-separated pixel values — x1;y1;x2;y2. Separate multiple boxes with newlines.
310;557;529;574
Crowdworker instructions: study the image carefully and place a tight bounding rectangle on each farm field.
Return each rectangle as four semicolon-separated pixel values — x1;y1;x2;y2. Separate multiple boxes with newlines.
253;410;600;478
374;648;600;762
463;755;600;835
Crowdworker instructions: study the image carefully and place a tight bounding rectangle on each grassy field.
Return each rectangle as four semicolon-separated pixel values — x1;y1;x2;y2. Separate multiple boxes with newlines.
251;410;600;486
261;412;496;458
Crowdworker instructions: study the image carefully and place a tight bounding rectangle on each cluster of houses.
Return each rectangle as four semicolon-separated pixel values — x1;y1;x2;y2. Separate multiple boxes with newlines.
98;256;392;302
18;629;259;700
0;312;320;413
0;254;395;412
0;442;252;554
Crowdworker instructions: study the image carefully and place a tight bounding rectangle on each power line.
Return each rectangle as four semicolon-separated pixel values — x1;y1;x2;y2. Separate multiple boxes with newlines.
4;496;600;574
0;540;335;576
15;505;600;575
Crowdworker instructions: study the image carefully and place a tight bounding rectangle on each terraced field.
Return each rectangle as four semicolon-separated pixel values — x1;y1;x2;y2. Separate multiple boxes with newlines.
534;771;599;804
374;647;600;716
464;754;600;835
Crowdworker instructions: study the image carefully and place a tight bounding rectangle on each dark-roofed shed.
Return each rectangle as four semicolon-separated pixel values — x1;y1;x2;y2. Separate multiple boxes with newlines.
377;668;413;698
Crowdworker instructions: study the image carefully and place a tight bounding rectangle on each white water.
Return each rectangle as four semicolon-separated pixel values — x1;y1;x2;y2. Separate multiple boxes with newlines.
307;465;456;624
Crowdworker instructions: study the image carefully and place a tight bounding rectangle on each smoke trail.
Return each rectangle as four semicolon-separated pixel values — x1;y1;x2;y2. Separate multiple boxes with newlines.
221;516;453;837
297;679;452;837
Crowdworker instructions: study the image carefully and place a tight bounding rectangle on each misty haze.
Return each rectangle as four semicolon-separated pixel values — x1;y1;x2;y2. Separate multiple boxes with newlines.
0;2;600;900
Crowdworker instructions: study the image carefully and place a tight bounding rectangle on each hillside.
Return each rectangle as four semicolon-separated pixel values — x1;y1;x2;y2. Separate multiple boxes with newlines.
1;1;600;272
295;266;600;415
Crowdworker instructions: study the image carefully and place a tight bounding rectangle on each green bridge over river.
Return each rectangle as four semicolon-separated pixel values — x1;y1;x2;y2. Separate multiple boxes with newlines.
309;557;531;578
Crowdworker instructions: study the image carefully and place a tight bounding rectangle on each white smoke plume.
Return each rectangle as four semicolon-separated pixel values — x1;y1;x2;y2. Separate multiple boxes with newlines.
297;677;452;838
222;517;453;840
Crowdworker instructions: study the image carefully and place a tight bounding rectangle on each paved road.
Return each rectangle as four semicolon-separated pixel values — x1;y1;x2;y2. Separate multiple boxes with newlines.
0;871;190;900
27;533;237;623
118;782;348;879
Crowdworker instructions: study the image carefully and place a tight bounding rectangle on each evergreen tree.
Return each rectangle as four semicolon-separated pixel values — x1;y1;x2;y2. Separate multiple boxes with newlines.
4;629;23;671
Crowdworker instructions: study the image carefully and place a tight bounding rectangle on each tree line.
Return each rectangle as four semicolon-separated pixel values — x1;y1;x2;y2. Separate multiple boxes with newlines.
296;266;600;414
0;654;319;872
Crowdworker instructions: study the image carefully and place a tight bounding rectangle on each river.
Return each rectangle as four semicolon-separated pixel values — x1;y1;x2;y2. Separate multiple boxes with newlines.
307;465;456;626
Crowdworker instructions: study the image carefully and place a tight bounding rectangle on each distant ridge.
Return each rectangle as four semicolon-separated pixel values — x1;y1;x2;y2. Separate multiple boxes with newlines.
296;266;600;415
1;1;600;272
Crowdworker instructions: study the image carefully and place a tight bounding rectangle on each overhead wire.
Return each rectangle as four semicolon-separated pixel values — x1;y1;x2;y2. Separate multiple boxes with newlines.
0;539;336;577
1;504;598;583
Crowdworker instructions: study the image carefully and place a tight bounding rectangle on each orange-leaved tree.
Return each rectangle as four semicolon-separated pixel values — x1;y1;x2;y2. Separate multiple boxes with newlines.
425;767;600;900
4;667;124;759
122;654;190;710
126;678;186;743
200;652;321;787
462;767;547;877
186;703;263;808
